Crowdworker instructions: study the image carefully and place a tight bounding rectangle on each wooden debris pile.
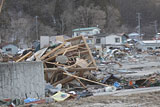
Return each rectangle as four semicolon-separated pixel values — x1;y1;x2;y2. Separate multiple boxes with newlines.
16;36;100;88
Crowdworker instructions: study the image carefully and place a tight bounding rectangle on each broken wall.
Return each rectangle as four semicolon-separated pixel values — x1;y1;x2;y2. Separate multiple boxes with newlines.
0;62;45;99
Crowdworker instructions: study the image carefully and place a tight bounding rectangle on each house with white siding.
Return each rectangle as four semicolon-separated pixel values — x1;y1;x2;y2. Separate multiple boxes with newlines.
0;43;18;55
94;33;124;50
72;27;100;37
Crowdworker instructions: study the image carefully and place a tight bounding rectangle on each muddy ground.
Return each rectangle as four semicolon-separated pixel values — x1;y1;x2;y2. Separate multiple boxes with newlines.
32;90;160;107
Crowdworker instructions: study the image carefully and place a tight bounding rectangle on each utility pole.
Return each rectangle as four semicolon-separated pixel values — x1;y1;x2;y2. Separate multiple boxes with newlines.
35;16;39;41
137;13;141;40
154;20;158;36
154;20;158;43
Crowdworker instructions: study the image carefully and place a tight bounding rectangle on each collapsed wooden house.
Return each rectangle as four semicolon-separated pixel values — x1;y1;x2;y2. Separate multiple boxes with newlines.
16;36;101;88
42;36;97;87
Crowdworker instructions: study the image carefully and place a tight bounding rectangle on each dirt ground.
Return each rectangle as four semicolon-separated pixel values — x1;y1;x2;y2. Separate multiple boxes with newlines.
34;90;160;107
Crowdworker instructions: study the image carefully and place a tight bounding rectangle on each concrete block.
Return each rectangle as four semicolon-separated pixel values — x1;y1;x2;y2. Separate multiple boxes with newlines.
0;62;45;99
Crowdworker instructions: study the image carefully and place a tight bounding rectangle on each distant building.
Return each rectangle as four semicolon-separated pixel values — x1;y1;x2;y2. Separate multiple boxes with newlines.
40;35;71;49
94;33;124;50
72;27;100;37
142;40;160;50
128;32;141;40
134;40;160;51
0;43;18;55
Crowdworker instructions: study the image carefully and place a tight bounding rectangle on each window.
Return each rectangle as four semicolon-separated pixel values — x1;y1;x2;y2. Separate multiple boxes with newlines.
147;47;153;50
6;48;12;51
96;39;101;44
115;38;120;43
86;39;92;44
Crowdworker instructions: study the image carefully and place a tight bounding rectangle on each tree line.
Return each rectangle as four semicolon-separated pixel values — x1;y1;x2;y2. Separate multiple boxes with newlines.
0;0;159;45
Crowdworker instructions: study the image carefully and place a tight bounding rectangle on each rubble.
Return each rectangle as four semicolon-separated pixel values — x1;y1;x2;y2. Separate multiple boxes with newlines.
2;35;160;106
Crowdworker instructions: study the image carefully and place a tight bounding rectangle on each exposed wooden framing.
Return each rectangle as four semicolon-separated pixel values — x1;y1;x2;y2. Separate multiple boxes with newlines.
75;78;87;89
16;51;32;62
87;61;93;67
78;47;88;50
50;71;57;83
53;72;80;86
63;72;109;87
40;42;66;60
65;36;82;42
45;55;57;62
45;61;67;67
45;44;84;62
66;50;88;57
81;36;97;68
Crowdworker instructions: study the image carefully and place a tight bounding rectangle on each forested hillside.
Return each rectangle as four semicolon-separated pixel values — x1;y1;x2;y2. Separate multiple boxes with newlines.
0;0;160;45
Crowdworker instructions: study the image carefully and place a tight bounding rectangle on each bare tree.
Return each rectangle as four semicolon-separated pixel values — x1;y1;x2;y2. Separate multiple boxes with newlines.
106;6;121;33
72;5;106;30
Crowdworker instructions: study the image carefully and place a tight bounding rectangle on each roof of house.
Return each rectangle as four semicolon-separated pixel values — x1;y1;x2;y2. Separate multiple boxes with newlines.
143;40;160;44
72;27;100;32
128;32;140;37
93;33;108;37
0;43;18;49
94;33;124;38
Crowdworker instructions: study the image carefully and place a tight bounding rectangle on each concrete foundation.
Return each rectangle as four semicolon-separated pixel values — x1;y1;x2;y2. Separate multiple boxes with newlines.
0;62;45;99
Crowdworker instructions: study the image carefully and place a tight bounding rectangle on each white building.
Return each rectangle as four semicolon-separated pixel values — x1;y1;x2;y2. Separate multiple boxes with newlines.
94;34;123;50
128;32;141;40
40;35;70;49
72;27;100;37
142;40;160;50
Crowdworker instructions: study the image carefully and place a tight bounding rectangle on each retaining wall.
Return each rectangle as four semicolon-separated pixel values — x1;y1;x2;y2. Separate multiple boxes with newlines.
0;61;45;99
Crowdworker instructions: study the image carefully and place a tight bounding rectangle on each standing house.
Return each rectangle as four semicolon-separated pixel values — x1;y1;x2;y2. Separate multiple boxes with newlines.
72;27;100;37
94;34;123;50
1;44;18;55
141;40;160;50
72;27;101;49
40;35;71;49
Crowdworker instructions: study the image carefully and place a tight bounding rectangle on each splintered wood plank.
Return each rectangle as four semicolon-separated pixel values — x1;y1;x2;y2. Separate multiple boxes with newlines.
75;78;87;89
44;67;97;72
45;44;84;62
87;61;93;67
75;58;88;68
40;42;66;60
16;51;32;62
45;61;67;67
63;72;109;87
53;73;78;86
81;36;97;67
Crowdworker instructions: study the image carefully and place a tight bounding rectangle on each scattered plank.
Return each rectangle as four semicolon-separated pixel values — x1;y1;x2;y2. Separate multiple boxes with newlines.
16;51;32;62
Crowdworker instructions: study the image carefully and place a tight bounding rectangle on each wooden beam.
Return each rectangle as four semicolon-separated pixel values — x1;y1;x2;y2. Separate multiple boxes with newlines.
53;74;76;86
45;61;67;67
45;44;84;62
81;36;97;68
44;67;97;72
40;42;66;60
75;78;87;89
63;72;109;87
16;51;32;62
